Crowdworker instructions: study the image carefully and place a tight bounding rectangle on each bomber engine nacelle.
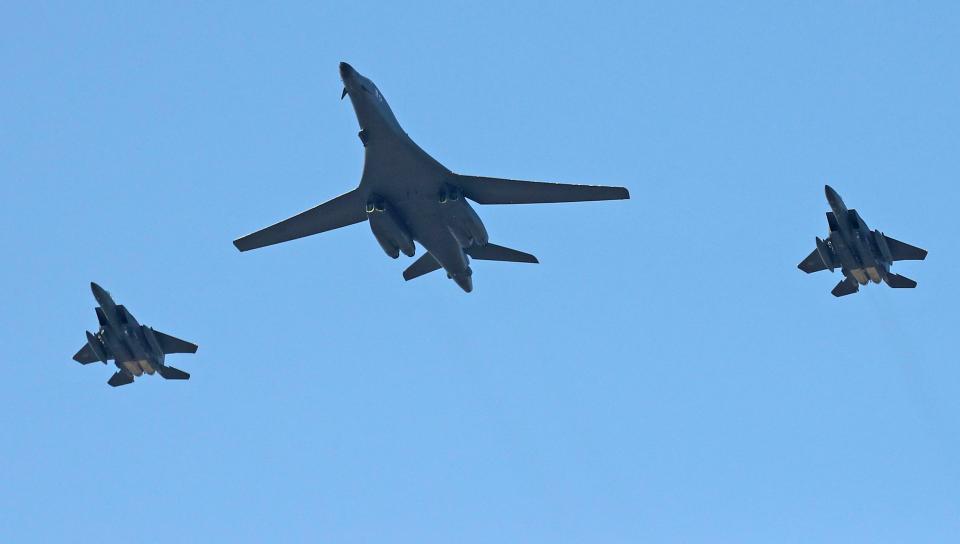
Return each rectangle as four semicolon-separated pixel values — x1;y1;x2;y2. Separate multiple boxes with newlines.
85;331;108;364
815;237;835;272
874;230;894;263
141;326;166;366
438;184;489;248
366;197;415;259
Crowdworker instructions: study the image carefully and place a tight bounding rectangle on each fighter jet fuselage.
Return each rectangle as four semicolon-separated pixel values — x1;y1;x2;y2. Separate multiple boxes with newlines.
799;186;927;296
74;282;198;386
233;63;630;292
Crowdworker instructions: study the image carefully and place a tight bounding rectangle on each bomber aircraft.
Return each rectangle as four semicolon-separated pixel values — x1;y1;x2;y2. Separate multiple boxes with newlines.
233;62;630;292
73;282;198;387
798;185;927;296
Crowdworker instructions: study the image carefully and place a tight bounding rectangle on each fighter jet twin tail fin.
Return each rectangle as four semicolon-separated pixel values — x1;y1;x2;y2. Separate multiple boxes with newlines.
403;243;539;281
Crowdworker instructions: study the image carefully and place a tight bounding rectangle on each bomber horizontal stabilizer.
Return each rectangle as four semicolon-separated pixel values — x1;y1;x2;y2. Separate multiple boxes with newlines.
153;331;199;354
466;243;539;264
158;366;190;380
233;189;367;252
403;252;442;281
831;278;860;297
107;371;134;387
885;274;917;289
455;175;629;204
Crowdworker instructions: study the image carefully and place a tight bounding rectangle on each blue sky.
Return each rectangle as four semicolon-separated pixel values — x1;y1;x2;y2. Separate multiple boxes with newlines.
2;2;959;542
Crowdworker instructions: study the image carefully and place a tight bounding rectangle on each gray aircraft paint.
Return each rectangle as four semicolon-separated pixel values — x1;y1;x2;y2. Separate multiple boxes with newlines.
73;282;198;387
233;62;630;292
798;185;927;297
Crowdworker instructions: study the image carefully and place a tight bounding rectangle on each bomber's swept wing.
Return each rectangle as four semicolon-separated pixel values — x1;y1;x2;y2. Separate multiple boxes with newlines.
154;331;199;354
455;175;629;204
884;236;927;261
234;189;367;251
73;344;103;365
798;249;828;274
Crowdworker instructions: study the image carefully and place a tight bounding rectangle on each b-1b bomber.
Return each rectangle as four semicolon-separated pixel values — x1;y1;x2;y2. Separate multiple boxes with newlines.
233;62;629;292
73;282;198;387
798;185;927;297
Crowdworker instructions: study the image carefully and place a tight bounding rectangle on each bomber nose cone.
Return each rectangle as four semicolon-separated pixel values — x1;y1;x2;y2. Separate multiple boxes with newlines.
339;62;356;80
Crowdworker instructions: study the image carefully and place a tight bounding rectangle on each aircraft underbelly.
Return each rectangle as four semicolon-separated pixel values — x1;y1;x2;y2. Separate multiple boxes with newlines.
866;267;882;283
121;359;155;376
402;206;469;275
851;268;869;285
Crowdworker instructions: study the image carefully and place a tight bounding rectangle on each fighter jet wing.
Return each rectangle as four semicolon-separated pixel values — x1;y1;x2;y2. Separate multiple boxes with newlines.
798;249;828;273
153;331;199;354
233;189;367;251
73;344;102;365
455;175;629;204
884;236;927;261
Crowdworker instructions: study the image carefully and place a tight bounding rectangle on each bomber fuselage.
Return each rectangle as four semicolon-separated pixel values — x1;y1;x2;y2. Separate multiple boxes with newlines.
340;62;488;292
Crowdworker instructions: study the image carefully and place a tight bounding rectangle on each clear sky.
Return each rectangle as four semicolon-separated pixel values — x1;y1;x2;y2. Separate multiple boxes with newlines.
2;2;958;542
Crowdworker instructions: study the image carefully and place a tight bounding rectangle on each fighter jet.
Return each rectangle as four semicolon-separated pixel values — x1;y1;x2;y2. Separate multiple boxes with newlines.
798;185;927;297
233;62;629;292
73;282;198;387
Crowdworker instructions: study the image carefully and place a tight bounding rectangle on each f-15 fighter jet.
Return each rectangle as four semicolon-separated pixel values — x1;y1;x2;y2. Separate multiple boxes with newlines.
233;62;630;292
73;282;198;387
798;185;927;297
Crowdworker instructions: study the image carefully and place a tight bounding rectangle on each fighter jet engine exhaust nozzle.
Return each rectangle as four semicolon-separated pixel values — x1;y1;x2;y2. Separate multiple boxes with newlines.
367;197;415;258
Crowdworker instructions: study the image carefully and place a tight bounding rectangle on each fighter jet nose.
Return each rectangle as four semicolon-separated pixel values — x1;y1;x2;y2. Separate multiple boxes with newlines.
90;281;102;295
339;62;355;79
823;184;839;205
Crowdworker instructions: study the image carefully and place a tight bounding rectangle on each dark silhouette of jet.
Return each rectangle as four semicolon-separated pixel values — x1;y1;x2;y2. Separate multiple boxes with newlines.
233;62;629;292
73;282;198;386
798;185;927;297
